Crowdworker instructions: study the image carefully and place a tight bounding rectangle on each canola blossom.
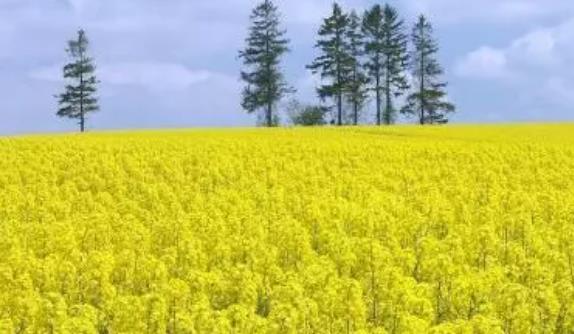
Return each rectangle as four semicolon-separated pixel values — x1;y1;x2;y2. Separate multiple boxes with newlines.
1;125;574;333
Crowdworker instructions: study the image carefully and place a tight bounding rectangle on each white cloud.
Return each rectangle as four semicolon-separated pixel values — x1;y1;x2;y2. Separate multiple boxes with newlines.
455;16;574;112
99;63;212;92
404;0;574;23
456;47;509;79
508;30;559;67
457;17;574;78
30;62;214;92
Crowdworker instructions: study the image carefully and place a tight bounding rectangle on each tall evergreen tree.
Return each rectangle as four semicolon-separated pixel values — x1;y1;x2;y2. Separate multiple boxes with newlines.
56;29;98;133
401;15;455;124
362;4;408;125
307;3;352;126
239;0;291;127
361;5;384;125
381;5;409;125
345;11;369;126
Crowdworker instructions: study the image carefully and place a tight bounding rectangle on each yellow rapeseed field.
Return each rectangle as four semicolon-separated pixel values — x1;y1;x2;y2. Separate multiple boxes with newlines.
1;124;574;333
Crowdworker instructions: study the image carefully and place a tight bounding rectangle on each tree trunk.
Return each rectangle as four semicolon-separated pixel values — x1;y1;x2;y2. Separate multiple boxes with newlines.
266;102;273;127
419;31;426;125
419;65;425;125
376;74;381;126
79;76;85;132
385;86;392;125
337;92;343;126
353;68;359;126
79;71;85;132
79;34;85;133
265;29;273;128
384;34;392;126
353;102;358;126
336;60;342;126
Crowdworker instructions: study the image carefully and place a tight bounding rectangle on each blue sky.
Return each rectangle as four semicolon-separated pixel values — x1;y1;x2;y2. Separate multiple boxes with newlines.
1;0;573;134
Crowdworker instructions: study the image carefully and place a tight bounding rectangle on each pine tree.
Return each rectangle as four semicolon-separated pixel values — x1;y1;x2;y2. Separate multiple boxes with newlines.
307;3;352;126
381;5;409;125
362;5;384;126
239;0;291;127
401;15;455;125
345;11;369;126
56;29;99;133
362;4;408;125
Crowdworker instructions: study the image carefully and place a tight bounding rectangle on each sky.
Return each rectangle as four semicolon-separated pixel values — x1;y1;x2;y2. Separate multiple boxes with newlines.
1;0;574;134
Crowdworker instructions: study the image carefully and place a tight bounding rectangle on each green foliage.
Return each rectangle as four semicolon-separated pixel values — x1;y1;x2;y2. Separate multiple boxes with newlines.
239;0;291;127
345;11;369;126
307;3;353;126
287;100;329;126
401;16;455;124
380;5;409;125
361;4;384;125
362;4;409;125
56;29;99;132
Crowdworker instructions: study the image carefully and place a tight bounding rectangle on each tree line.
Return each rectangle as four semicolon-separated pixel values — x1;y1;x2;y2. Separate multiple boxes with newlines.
56;1;455;132
239;1;455;127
